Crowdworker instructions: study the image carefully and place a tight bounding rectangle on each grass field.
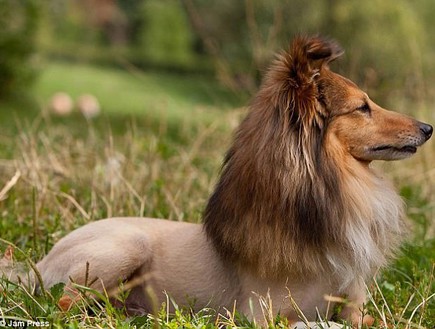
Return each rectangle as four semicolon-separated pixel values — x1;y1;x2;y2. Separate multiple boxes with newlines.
0;62;434;328
33;61;241;122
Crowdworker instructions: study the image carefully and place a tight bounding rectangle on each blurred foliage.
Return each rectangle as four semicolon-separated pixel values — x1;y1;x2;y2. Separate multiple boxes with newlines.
3;0;435;104
321;0;427;100
183;0;430;100
400;185;432;242
37;0;205;72
0;0;39;98
135;1;196;68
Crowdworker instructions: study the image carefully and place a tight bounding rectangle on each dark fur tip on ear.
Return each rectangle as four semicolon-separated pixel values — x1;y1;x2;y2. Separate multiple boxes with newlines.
305;36;344;63
289;35;344;70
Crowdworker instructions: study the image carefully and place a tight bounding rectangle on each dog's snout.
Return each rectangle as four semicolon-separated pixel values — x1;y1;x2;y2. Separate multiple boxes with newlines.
419;123;433;140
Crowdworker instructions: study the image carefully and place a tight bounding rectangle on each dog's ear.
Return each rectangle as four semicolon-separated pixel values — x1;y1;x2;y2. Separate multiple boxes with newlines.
269;36;344;127
261;36;343;126
304;36;344;68
289;36;344;82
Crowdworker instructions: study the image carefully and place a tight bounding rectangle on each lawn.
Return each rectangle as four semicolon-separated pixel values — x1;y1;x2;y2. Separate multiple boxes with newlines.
33;61;241;123
0;62;434;328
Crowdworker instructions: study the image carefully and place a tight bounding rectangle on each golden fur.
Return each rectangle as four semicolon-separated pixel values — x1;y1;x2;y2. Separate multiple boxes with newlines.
2;36;433;327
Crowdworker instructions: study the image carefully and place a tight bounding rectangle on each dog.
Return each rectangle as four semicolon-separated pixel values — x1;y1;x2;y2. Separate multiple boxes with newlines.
4;36;433;327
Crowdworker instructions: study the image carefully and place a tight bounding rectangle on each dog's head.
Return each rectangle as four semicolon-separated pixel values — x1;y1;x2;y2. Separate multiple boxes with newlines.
267;36;433;162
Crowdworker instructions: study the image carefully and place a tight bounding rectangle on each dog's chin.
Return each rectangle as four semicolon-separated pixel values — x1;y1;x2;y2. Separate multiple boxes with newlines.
362;145;418;161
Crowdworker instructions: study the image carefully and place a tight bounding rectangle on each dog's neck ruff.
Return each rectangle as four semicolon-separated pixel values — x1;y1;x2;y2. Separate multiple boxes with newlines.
203;108;405;288
325;162;404;288
203;155;404;288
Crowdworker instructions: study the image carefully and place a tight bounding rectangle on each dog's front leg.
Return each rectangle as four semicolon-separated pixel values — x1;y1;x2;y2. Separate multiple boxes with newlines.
339;280;374;327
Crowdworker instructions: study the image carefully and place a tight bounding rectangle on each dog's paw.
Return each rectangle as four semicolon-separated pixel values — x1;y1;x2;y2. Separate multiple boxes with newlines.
290;321;344;329
348;313;374;328
58;288;81;312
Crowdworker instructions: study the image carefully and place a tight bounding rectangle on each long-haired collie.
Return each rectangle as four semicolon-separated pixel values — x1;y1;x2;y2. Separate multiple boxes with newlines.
2;36;433;327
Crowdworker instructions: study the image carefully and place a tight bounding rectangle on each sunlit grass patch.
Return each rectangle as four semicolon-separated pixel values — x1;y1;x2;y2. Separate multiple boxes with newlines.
33;61;241;123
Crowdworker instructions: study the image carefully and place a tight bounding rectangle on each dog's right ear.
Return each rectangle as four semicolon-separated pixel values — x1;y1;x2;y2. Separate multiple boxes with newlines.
304;36;344;68
259;36;344;127
263;36;344;127
289;36;344;85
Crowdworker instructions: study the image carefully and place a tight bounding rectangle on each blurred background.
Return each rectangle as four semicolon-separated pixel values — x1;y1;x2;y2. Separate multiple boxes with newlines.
0;0;434;233
2;0;435;111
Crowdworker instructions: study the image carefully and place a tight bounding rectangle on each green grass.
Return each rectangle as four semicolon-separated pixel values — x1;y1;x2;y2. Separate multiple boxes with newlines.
33;61;242;123
0;62;434;328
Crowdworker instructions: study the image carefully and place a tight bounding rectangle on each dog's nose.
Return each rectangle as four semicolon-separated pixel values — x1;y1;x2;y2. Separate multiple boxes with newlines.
420;123;433;140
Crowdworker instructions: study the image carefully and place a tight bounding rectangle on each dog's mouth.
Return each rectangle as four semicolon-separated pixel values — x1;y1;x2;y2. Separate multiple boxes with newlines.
371;144;417;154
358;144;419;161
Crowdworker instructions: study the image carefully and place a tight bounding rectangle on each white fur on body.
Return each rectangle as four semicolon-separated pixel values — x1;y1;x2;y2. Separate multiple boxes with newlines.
37;217;346;322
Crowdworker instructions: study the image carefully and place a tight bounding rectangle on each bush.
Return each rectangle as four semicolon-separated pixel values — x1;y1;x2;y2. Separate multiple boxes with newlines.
186;0;430;100
0;0;39;99
136;0;197;69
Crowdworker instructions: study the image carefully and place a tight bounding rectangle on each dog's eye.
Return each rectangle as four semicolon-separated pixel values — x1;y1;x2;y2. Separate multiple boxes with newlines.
356;103;370;113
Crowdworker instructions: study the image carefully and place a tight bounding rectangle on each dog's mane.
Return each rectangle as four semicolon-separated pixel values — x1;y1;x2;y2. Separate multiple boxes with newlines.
203;36;405;287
